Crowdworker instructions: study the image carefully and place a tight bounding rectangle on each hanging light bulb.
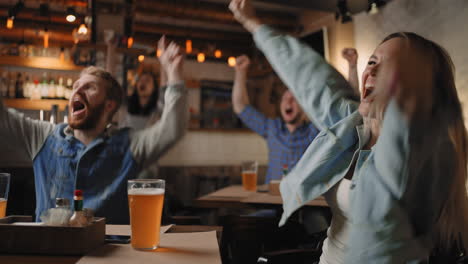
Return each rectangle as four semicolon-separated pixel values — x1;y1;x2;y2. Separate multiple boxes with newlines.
127;36;134;48
78;23;88;35
43;29;49;48
228;56;236;67
186;39;192;53
6;17;14;29
6;1;22;29
214;49;222;58
368;2;379;15
138;55;145;62
197;53;205;63
66;7;76;23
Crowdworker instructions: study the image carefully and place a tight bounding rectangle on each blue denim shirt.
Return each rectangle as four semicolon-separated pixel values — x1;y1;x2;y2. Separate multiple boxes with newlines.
33;124;138;224
238;105;319;183
253;25;453;263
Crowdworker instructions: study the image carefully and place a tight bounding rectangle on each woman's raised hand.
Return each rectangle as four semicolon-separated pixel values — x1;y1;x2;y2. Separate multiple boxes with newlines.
229;0;262;33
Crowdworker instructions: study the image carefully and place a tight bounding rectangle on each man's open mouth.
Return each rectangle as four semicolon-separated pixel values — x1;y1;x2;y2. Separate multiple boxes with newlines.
285;108;293;115
72;99;87;116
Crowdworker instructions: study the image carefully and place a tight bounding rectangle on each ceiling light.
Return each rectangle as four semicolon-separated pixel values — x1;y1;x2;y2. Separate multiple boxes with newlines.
78;23;88;35
228;57;236;67
6;17;14;29
43;28;49;48
127;36;134;48
197;53;205;63
186;39;192;54
66;7;76;23
368;0;386;15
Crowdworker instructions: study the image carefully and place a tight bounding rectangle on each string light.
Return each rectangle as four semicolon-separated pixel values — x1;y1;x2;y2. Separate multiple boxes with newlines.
228;56;236;67
197;53;205;63
127;36;134;48
43;30;49;48
186;39;192;53
6;17;13;29
214;49;222;58
138;55;145;62
156;49;162;57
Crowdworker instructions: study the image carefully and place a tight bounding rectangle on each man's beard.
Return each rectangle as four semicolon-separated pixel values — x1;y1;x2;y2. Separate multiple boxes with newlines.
69;101;106;130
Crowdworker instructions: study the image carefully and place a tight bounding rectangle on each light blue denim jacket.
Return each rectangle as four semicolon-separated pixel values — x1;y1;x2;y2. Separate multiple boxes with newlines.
253;25;454;263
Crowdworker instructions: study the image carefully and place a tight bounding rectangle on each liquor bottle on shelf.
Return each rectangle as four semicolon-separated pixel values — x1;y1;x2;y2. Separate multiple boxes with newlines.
63;105;69;123
40;72;49;99
0;71;8;97
31;78;41;100
22;73;31;98
65;77;73;100
56;77;65;99
50;104;58;124
8;72;16;98
48;77;57;99
15;72;24;98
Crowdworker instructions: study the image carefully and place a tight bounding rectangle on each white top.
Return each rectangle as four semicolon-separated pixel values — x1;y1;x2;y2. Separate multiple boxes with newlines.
319;178;351;264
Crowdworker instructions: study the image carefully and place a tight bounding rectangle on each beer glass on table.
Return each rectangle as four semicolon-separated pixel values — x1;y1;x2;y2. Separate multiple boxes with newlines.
128;179;165;250
0;173;10;218
241;161;258;191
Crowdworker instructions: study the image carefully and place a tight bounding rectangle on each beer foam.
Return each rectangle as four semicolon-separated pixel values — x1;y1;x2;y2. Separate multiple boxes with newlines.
0;198;6;202
128;188;165;195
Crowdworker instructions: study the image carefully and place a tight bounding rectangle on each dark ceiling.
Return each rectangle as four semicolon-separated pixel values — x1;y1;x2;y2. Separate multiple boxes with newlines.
0;0;383;58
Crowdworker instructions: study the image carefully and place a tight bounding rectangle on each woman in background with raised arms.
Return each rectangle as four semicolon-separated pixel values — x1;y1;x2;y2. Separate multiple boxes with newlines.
229;0;468;263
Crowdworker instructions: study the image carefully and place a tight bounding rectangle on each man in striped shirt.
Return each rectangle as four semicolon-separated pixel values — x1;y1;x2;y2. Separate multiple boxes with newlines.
232;55;319;184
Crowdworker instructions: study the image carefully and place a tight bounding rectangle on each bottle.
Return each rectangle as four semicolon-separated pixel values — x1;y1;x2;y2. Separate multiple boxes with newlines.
50;104;58;124
15;72;24;98
63;105;69;123
0;71;8;97
23;74;31;98
56;77;65;99
281;164;289;180
48;77;57;99
31;78;42;100
8;72;16;98
40;72;49;98
69;189;88;227
64;77;73;100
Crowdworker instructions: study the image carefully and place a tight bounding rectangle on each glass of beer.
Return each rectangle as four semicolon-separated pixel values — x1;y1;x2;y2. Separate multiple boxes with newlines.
128;179;165;250
0;173;10;218
241;161;258;191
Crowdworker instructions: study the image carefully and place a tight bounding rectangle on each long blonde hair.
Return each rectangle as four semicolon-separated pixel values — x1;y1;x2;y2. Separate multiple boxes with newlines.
382;32;468;253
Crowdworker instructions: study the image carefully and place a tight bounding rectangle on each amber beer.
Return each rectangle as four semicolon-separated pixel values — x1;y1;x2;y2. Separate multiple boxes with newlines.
128;179;165;250
0;198;6;218
0;173;10;218
242;171;258;191
241;161;258;191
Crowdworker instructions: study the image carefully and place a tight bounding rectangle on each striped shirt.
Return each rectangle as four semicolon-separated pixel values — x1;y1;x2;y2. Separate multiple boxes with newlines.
238;105;319;183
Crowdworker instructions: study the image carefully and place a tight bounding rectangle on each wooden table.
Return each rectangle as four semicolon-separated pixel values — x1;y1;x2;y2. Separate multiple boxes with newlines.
195;185;328;209
0;225;222;264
